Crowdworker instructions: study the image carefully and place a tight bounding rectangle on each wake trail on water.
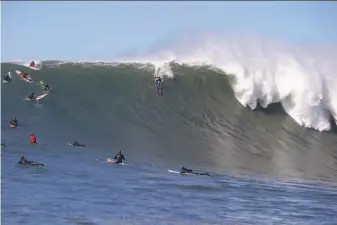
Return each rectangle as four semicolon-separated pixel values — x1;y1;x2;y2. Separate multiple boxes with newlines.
116;33;337;132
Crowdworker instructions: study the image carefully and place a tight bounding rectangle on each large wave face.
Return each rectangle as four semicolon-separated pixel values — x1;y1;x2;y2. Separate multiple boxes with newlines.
2;61;337;180
117;33;337;132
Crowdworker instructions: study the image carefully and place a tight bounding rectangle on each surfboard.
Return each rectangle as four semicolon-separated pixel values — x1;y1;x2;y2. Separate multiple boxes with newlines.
106;158;125;165
168;169;180;174
36;93;48;100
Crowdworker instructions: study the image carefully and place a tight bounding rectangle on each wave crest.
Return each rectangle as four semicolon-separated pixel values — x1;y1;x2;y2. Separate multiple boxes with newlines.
118;33;337;131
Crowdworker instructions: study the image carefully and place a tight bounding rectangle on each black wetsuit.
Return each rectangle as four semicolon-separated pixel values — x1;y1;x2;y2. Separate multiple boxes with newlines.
114;153;125;164
18;158;44;166
181;166;210;176
10;119;18;126
155;78;163;95
73;141;85;147
3;75;11;82
28;93;35;100
181;166;193;174
44;84;51;92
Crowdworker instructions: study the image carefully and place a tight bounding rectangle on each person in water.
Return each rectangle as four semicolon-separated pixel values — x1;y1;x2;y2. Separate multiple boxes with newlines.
18;156;44;166
30;61;35;68
39;80;51;92
73;141;85;147
3;71;12;82
180;166;210;176
19;71;29;78
114;150;126;164
181;166;193;174
10;116;18;127
29;134;37;144
28;92;36;100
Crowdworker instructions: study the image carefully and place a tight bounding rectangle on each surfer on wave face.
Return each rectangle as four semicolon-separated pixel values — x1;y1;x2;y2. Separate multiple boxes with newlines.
155;77;162;86
30;61;35;68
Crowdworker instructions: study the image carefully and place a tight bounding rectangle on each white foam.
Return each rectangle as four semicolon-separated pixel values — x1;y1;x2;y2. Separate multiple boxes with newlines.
6;60;43;70
119;33;337;131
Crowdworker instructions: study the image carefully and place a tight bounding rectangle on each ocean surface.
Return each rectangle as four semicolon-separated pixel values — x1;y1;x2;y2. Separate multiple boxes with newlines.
1;60;337;225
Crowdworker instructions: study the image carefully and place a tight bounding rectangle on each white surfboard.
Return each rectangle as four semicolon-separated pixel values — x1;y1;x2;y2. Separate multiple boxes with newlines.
168;169;180;174
29;66;40;70
36;93;48;100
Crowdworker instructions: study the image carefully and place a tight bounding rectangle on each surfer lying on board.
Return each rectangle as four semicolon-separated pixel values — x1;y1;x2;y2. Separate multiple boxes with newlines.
73;141;85;147
10;116;18;127
18;156;44;166
27;92;36;100
19;71;29;79
114;151;125;164
180;166;210;176
3;71;12;82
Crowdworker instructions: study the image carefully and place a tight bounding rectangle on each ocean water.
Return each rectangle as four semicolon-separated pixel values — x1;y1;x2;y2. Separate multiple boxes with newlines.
1;58;337;224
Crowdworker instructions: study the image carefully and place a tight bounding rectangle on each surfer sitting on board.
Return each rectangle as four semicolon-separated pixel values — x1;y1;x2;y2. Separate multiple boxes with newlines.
29;133;37;144
18;156;44;166
72;141;85;147
27;92;36;100
3;71;12;82
10;116;18;127
114;151;126;164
